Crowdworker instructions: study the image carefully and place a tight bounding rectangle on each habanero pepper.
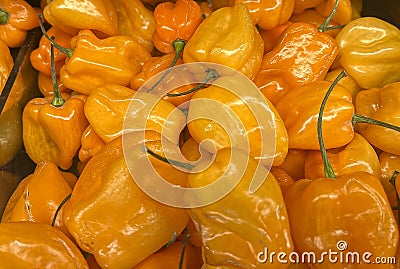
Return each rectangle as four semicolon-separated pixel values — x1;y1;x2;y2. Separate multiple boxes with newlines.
78;125;106;164
0;0;40;47
37;71;69;97
276;148;308;180
314;0;353;25
259;21;292;53
292;0;322;14
0;222;88;268
62;132;190;268
183;3;264;80
43;0;119;37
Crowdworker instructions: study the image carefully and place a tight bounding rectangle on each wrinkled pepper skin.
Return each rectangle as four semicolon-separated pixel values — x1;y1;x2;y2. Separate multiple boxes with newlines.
188;147;294;268
285;171;398;269
0;0;40;47
84;84;186;144
183;3;264;79
276;80;354;150
257;22;338;104
43;0;119;37
111;0;156;52
153;0;202;54
355;82;400;155
22;93;89;170
335;17;400;89
187;76;288;167
235;0;294;30
63;133;189;269
0;222;89;268
304;133;381;179
30;26;73;76
1;161;75;236
60;29;151;95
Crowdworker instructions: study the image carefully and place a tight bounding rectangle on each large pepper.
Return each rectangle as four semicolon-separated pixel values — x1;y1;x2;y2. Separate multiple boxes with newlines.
355;82;400;155
56;29;151;95
0;222;88;268
183;3;264;80
84;84;186;144
188;147;294;268
304;133;381;179
0;0;40;47
187;75;288;167
43;0;119;37
235;0;295;30
63;132;189;268
1;160;75;237
335;17;400;89
110;0;156;52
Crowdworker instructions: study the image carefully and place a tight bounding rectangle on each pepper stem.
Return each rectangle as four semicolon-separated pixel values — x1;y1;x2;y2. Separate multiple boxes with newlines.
178;234;191;269
167;68;219;97
352;114;400;133
38;14;73;58
51;193;72;226
389;171;400;223
318;0;340;32
0;9;8;25
318;70;347;178
143;146;195;170
147;39;186;93
50;38;65;107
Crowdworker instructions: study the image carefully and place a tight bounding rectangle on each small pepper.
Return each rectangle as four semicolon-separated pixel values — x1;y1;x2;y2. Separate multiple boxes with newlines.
78;125;106;164
110;0;156;52
0;0;41;47
324;67;361;102
235;0;295;30
314;0;352;25
43;0;119;37
188;147;294;268
1;160;75;237
63;133;190;268
335;17;400;89
276;148;308;180
37;71;69;97
304;133;381;179
183;3;264;79
30;26;73;76
0;222;89;268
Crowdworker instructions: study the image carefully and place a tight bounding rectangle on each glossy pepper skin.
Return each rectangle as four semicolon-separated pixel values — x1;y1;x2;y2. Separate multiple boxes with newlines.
304;133;381;179
235;0;294;30
0;222;89;268
0;0;40;47
43;0;119;37
153;0;202;54
1;161;75;236
84;84;186;144
183;3;264;79
256;22;338;104
335;17;400;89
37;71;69;97
314;0;352;25
63;133;189;269
187;76;289;167
30;26;73;76
355;82;400;155
60;29;151;95
78;125;106;164
276;80;354;150
285;171;398;269
22;93;89;170
188;147;294;268
110;0;156;52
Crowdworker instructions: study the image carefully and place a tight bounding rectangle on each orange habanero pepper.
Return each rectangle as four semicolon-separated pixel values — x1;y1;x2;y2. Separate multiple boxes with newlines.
78;125;106;164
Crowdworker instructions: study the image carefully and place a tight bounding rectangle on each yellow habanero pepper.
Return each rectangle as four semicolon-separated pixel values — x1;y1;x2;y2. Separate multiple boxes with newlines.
183;3;264;80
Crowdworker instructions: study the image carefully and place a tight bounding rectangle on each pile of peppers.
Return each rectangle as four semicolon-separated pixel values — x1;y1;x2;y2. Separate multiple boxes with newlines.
1;0;400;268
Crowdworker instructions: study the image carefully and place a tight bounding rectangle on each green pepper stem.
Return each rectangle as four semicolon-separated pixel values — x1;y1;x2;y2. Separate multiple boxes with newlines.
51;193;72;226
0;9;8;25
318;0;340;32
38;14;73;58
178;234;191;269
147;39;186;93
50;38;65;107
167;68;219;97
318;70;347;179
143;146;195;170
352;114;400;133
